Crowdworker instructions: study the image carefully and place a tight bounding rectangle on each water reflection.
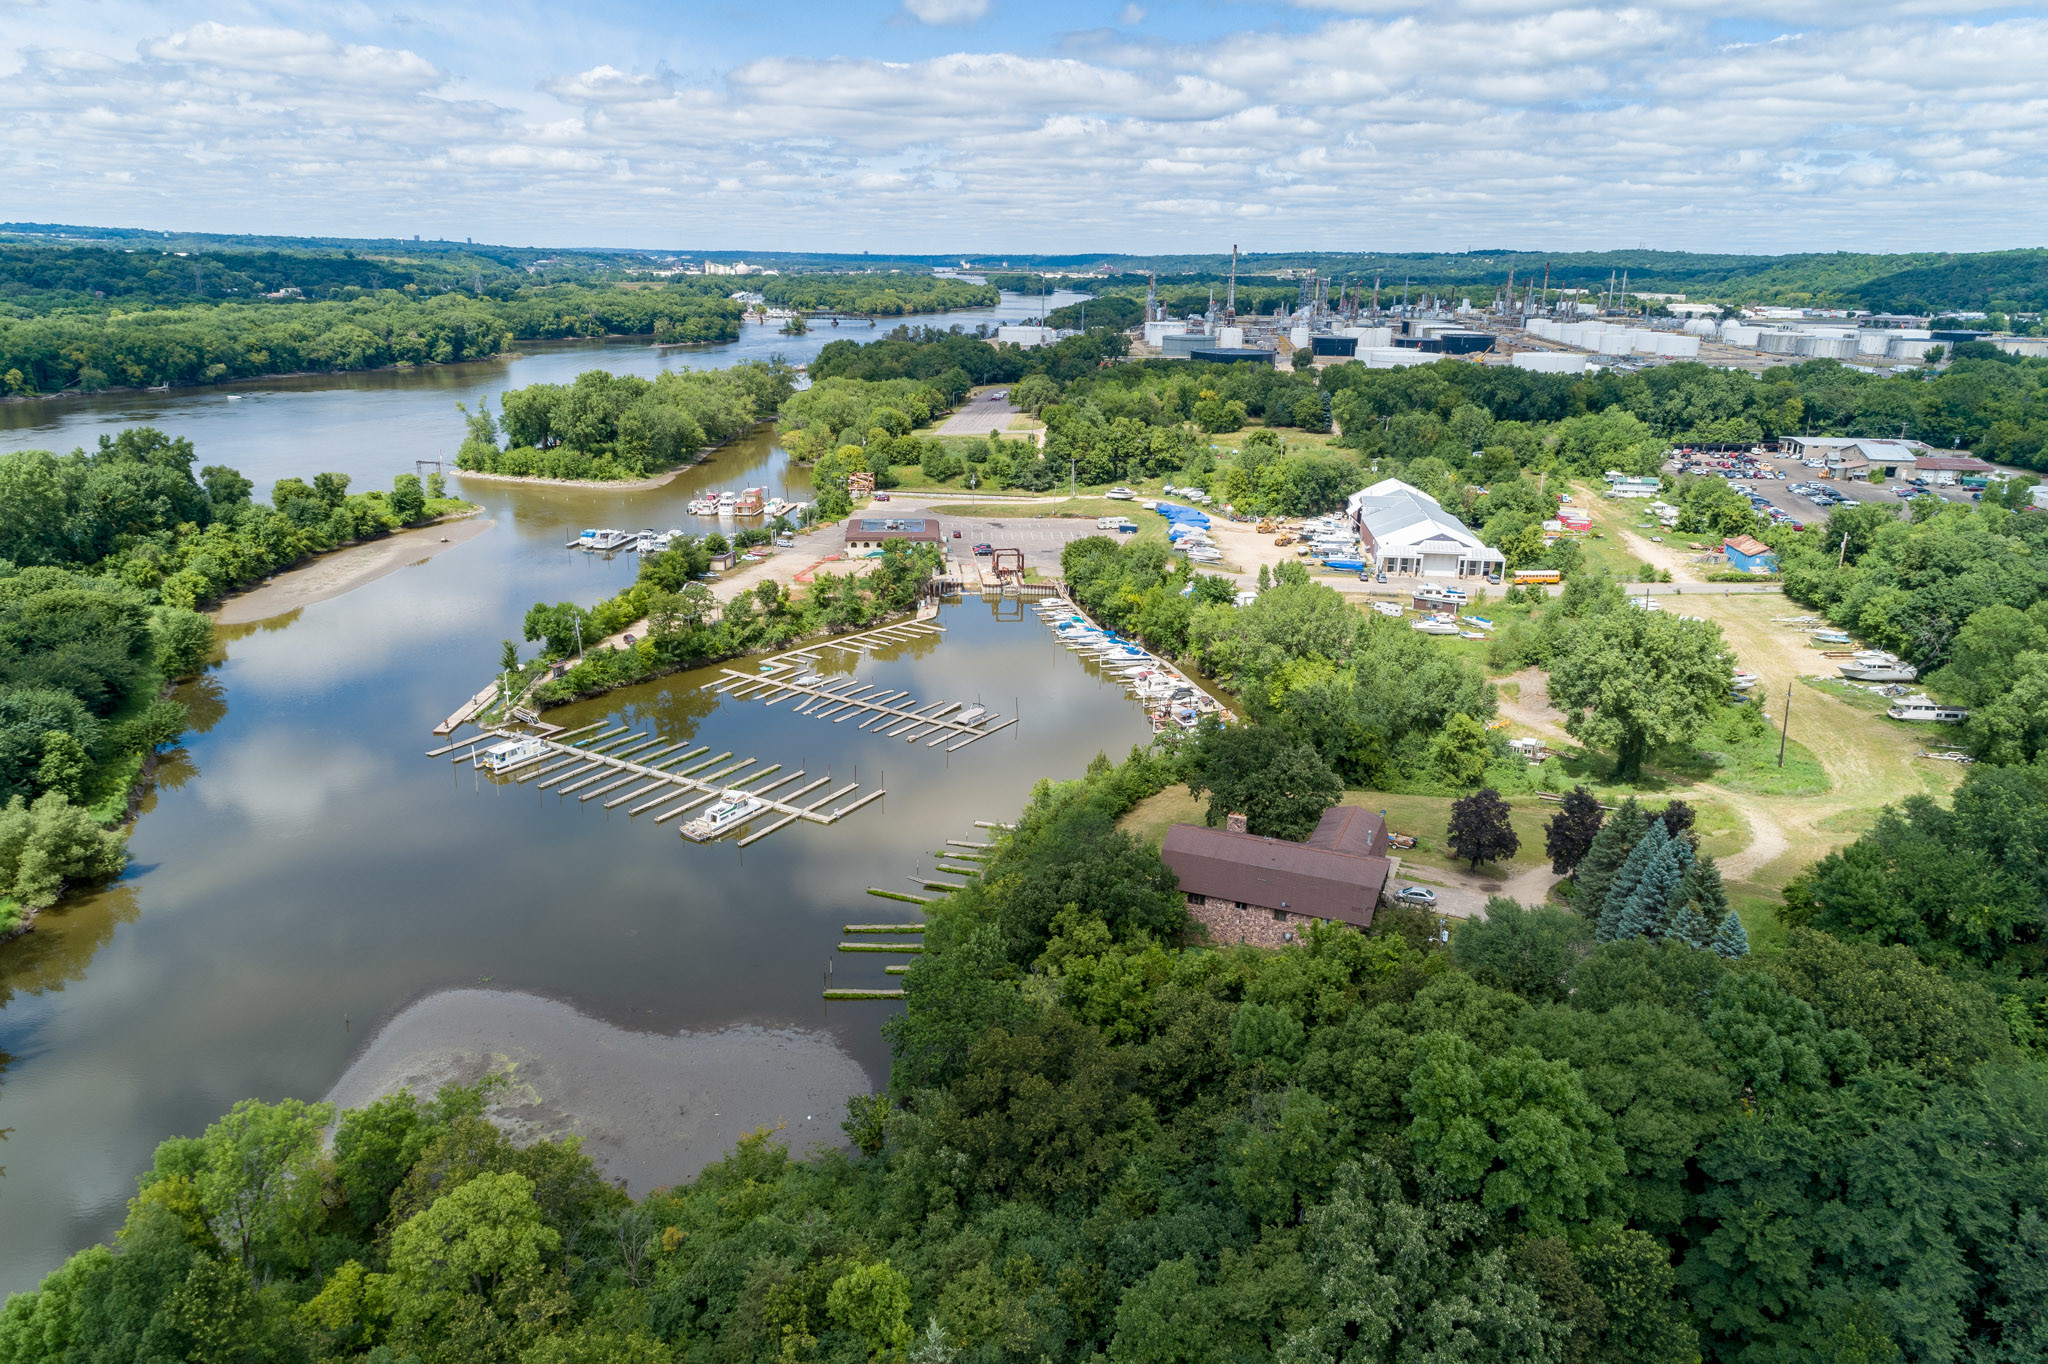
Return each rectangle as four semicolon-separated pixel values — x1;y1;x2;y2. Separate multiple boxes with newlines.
0;293;1114;1292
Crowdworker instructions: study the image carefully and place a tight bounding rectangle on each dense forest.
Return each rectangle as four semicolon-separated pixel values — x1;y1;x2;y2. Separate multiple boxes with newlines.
0;285;746;396
0;426;473;930
455;362;796;481
758;276;998;316
3;726;2037;1363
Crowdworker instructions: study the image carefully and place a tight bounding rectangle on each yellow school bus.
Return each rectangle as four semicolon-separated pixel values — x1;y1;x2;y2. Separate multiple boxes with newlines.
1512;568;1562;585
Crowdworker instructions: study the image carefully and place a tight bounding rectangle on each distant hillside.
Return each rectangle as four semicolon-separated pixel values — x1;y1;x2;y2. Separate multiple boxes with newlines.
4;224;2044;313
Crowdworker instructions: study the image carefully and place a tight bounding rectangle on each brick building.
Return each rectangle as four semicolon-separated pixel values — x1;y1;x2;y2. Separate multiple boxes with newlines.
1160;806;1393;948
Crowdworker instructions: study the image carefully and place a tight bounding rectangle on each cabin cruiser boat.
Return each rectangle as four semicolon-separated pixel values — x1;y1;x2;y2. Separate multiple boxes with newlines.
1887;695;1968;723
764;497;793;519
680;792;765;842
577;528;633;552
687;495;718;515
953;705;988;726
1838;651;1918;682
717;490;738;511
1813;629;1852;645
1411;613;1461;635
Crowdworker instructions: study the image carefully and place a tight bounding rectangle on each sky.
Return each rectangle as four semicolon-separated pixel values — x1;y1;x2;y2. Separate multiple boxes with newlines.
3;1;2046;256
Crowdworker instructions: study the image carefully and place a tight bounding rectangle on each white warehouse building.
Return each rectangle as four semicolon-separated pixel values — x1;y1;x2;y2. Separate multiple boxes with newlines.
1346;478;1507;580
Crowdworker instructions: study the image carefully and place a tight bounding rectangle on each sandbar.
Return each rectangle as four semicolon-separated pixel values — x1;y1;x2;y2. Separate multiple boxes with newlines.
322;989;872;1191
452;467;695;492
211;512;492;625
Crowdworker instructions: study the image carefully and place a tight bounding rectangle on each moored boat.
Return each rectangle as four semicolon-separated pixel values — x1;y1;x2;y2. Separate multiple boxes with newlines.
680;791;765;842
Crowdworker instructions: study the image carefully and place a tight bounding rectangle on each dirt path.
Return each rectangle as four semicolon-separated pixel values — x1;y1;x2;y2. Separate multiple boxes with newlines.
211;511;491;625
1488;594;1957;900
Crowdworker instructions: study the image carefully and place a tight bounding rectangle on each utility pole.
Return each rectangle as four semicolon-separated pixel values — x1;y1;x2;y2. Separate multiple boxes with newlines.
1070;460;1076;497
1838;531;1849;568
1778;679;1792;768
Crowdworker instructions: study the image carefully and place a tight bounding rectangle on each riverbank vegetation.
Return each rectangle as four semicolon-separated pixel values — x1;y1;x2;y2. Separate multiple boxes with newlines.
0;426;476;931
454;362;796;481
759;275;997;316
518;538;942;706
0;282;746;397
7;735;2039;1363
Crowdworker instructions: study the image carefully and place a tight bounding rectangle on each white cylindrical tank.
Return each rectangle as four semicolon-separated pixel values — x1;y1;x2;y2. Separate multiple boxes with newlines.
1722;324;1761;347
1218;325;1244;349
1630;330;1664;353
1856;331;1892;355
1758;331;1802;354
1362;347;1434;369
1807;337;1857;360
1657;335;1701;358
1290;325;1311;351
1888;337;1938;361
1342;326;1393;348
1511;352;1588;374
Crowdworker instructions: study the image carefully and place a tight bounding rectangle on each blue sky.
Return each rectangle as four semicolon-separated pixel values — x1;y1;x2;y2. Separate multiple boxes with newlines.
3;1;2045;254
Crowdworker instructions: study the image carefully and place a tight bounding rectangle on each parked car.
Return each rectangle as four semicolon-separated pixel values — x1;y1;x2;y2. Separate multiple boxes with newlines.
972;542;993;556
873;491;891;502
1394;886;1437;906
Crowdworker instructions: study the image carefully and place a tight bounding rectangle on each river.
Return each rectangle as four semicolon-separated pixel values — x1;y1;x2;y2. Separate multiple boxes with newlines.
0;293;1140;1293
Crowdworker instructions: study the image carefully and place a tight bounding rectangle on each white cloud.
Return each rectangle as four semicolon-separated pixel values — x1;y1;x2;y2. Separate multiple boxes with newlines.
0;4;2045;250
900;0;990;25
1120;4;1146;23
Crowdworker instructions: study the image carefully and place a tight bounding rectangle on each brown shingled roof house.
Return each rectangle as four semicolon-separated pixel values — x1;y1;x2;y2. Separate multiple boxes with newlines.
1161;806;1393;948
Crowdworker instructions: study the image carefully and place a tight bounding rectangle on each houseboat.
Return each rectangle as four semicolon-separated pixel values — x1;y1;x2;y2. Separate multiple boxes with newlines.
687;495;718;516
479;736;548;772
717;490;738;512
576;528;633;552
1887;695;1969;723
680;792;765;842
734;487;766;516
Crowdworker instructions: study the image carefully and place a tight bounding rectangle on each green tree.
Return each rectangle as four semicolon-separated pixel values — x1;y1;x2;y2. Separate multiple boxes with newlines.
390;472;427;522
1406;1031;1625;1232
1432;711;1492;786
1549;611;1734;780
1570;797;1646;910
1453;898;1591;1003
143;1095;334;1276
827;1261;914;1359
385;1170;563;1355
1279;1158;1568;1363
1185;722;1342;840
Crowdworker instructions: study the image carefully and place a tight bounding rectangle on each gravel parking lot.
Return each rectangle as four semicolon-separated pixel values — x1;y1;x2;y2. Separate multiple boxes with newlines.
1678;449;1987;529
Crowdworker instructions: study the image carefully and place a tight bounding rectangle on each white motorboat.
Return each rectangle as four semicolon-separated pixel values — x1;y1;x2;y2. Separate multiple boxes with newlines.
954;705;988;726
717;490;738;511
1887;695;1968;723
1411;614;1460;635
578;528;633;552
680;792;765;842
687;495;718;515
1838;651;1918;682
479;737;548;772
764;497;793;519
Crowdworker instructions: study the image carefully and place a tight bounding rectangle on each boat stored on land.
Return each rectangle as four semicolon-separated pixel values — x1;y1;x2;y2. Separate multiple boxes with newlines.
1887;695;1968;723
1838;650;1918;682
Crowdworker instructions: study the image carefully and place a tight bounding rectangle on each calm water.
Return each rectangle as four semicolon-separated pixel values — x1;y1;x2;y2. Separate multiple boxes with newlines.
0;293;1132;1293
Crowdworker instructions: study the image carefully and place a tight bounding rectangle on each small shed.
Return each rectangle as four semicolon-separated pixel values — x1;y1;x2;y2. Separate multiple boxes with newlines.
1724;535;1778;574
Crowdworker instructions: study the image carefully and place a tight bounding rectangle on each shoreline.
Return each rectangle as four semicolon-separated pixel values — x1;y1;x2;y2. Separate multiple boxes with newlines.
209;509;491;625
452;465;697;492
0;332;739;406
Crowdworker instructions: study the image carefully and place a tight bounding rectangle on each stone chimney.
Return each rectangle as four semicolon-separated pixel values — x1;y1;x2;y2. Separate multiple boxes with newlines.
1226;812;1248;834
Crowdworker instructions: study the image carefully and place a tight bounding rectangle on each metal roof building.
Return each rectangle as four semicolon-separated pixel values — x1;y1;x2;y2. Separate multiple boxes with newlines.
1344;478;1506;579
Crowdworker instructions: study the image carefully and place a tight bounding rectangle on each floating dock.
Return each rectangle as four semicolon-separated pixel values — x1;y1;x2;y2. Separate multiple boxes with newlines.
701;618;1016;752
447;725;883;846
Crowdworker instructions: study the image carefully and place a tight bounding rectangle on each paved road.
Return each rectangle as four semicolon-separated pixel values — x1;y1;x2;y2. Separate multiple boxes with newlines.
936;388;1024;437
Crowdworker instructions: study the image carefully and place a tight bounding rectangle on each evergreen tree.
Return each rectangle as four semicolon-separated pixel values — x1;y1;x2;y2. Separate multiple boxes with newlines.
1670;904;1714;950
1710;909;1751;959
1675;854;1729;930
1573;797;1647;913
1613;830;1686;942
1544;786;1606;875
1598;820;1667;943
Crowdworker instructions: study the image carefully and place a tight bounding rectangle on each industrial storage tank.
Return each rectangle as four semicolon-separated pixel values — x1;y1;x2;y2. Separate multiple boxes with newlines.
1757;331;1803;354
1805;336;1858;360
1656;335;1701;358
1511;352;1589;374
1362;347;1435;369
1290;324;1312;351
1342;326;1393;348
1684;319;1718;337
1856;331;1893;355
1721;324;1761;347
